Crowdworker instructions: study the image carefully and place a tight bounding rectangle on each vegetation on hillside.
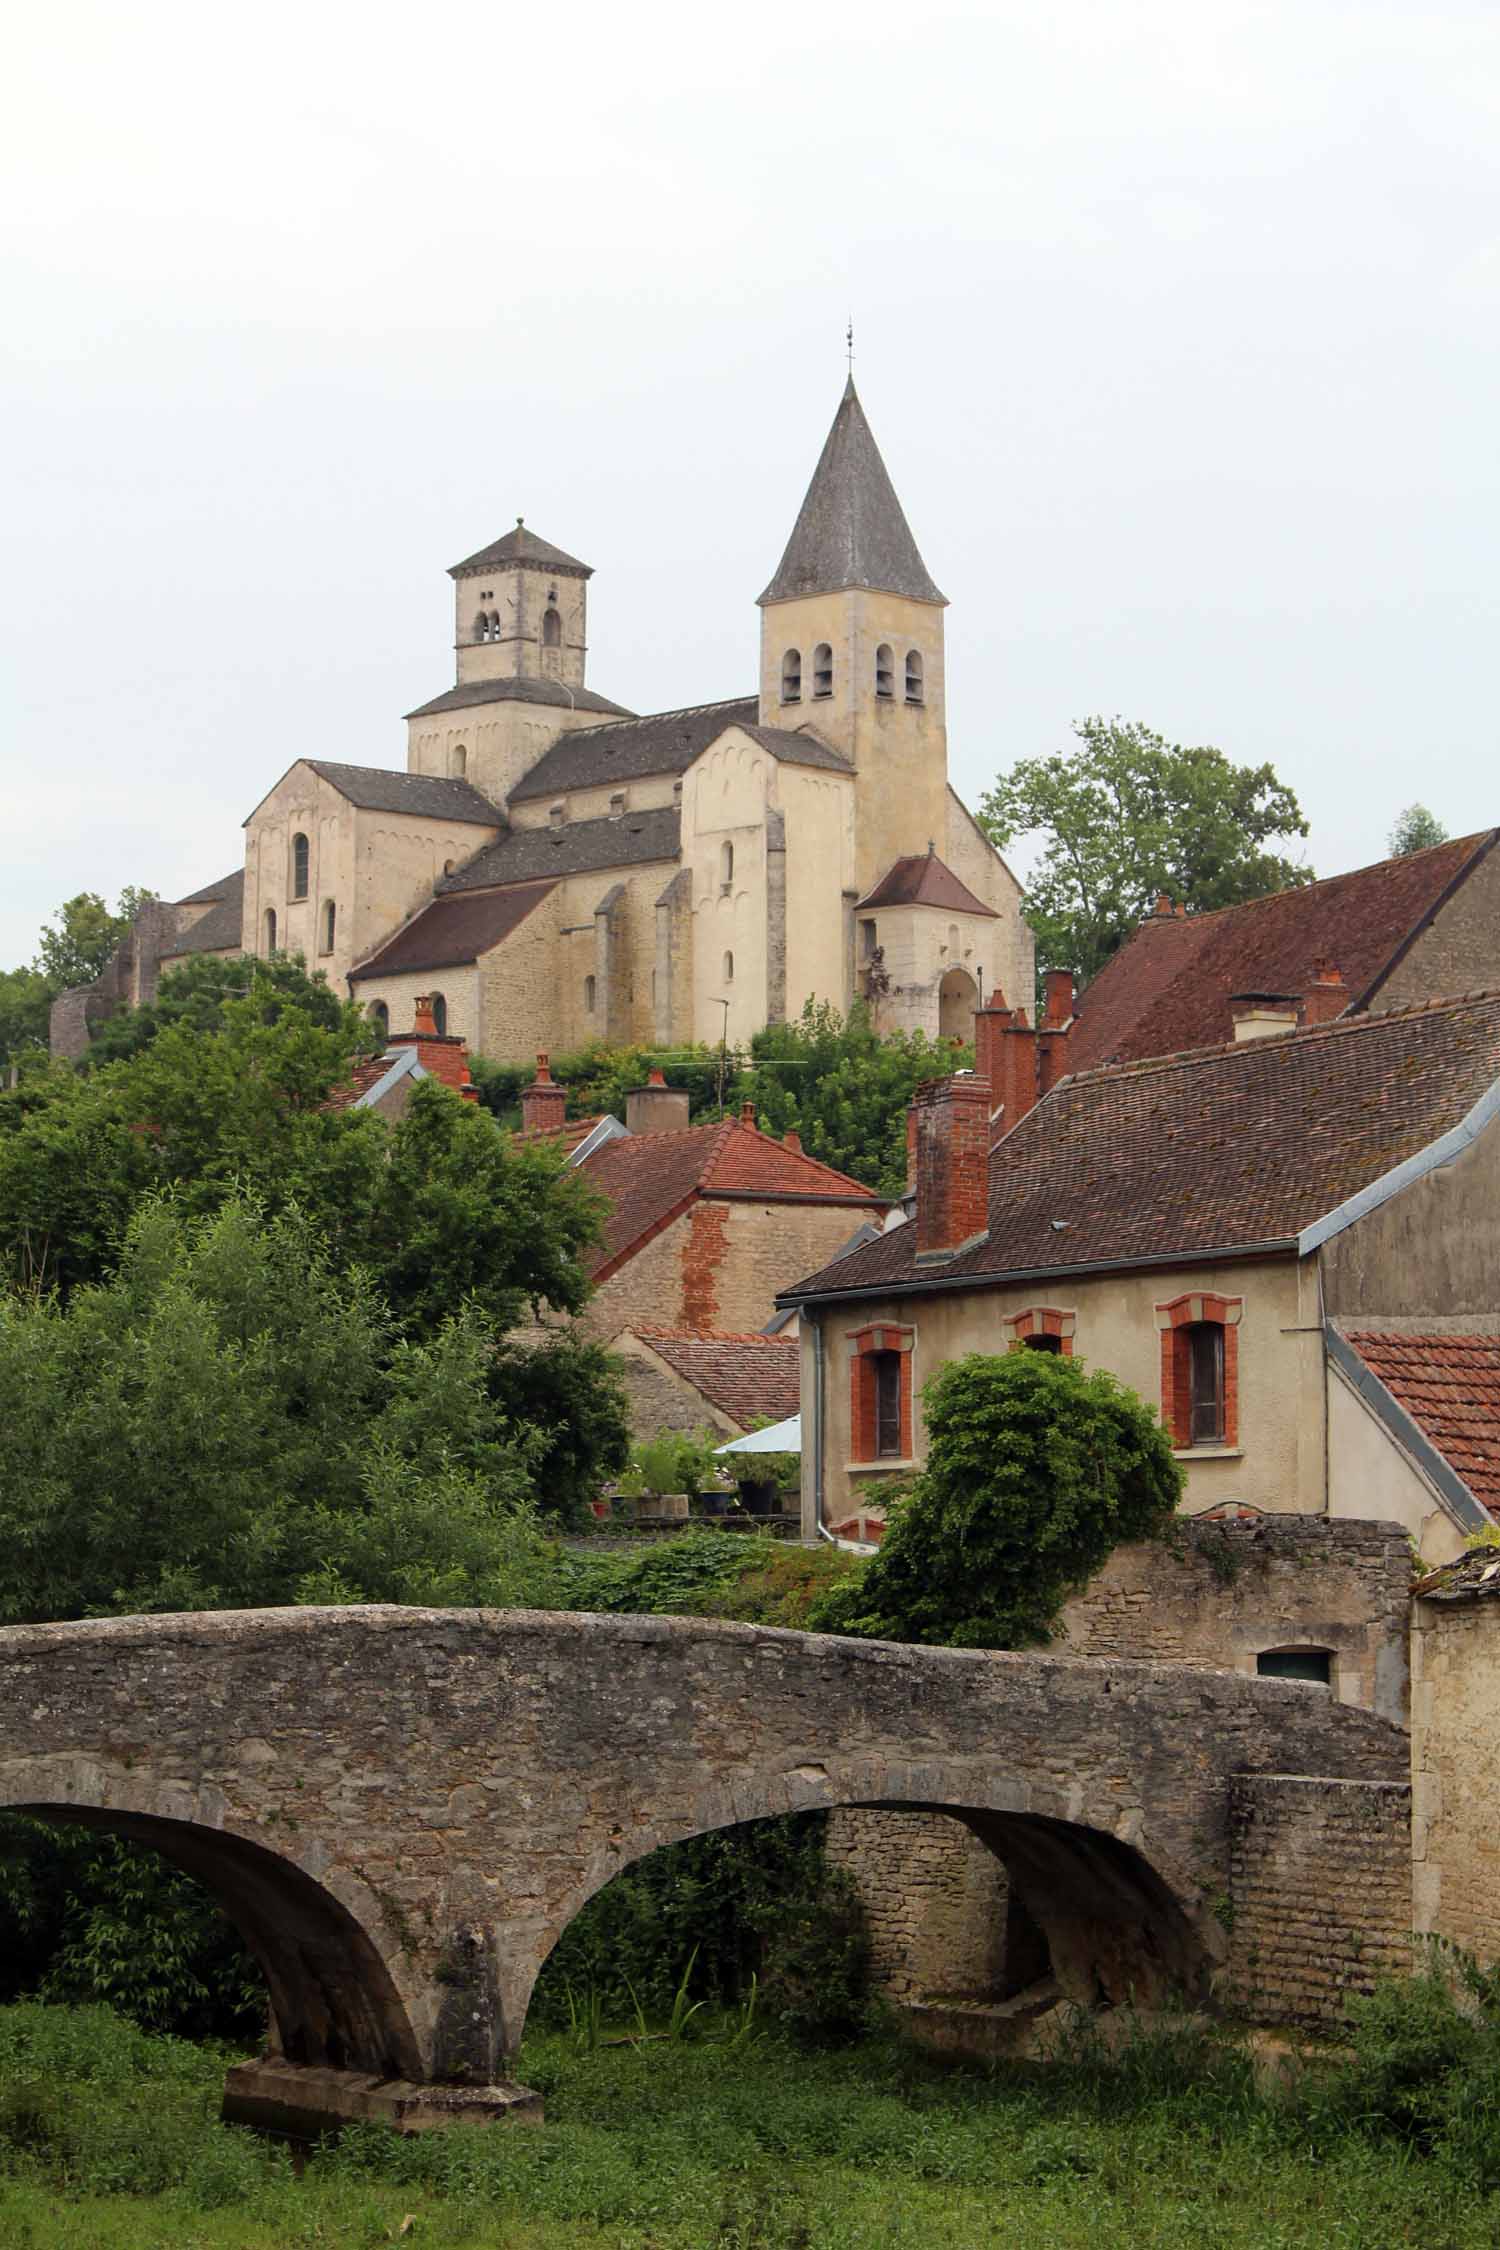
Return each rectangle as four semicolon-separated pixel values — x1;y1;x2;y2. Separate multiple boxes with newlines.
0;888;154;1071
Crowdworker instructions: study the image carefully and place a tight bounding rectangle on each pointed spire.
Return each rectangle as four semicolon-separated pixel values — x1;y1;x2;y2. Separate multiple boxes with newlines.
758;381;945;607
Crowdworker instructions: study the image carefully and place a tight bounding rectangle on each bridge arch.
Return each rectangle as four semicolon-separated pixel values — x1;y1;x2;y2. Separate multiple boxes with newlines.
0;1757;425;2081
515;1751;1221;2044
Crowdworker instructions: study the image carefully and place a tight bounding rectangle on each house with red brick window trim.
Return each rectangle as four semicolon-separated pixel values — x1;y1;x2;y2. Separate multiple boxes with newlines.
780;991;1500;1562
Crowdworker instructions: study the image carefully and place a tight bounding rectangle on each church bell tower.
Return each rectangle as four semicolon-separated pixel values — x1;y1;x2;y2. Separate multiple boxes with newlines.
450;519;590;693
757;379;950;897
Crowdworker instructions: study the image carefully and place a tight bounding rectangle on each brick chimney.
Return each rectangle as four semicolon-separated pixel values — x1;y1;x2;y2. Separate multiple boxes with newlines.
388;999;479;1100
1303;958;1348;1027
624;1066;691;1135
912;1073;991;1261
974;995;1039;1131
519;1053;567;1134
783;1129;802;1153
1041;969;1075;1029
740;1101;756;1130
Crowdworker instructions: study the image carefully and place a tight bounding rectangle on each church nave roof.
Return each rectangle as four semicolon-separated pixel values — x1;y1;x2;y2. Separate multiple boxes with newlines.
404;676;633;722
438;804;682;892
347;879;557;982
508;697;759;802
300;761;502;825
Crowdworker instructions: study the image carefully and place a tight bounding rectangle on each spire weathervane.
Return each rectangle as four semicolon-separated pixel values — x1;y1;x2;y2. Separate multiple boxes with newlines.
846;318;854;374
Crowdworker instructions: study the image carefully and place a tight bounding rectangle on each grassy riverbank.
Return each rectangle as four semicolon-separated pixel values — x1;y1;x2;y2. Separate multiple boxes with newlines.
3;1999;1499;2248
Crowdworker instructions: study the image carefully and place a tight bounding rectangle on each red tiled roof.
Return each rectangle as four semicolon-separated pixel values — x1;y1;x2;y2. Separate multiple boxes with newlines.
348;880;555;982
326;1054;397;1111
629;1328;801;1428
516;1113;610;1154
855;852;997;917
1346;1332;1500;1516
581;1117;881;1277
1066;832;1498;1070
785;991;1500;1301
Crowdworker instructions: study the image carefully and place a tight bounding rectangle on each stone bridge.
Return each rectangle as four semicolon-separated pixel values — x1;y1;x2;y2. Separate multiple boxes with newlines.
0;1607;1407;2130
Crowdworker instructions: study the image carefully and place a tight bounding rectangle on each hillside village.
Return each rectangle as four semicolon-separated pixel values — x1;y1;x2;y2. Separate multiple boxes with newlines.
12;367;1500;2150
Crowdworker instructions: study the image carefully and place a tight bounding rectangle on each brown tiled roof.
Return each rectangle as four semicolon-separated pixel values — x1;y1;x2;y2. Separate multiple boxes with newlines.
629;1328;801;1429
176;868;243;907
784;992;1500;1303
515;1112;611;1153
438;807;680;893
856;852;997;917
581;1117;881;1279
347;880;554;982
1346;1332;1500;1517
449;522;592;577
404;677;631;721
303;761;502;826
508;698;757;802
1067;832;1498;1070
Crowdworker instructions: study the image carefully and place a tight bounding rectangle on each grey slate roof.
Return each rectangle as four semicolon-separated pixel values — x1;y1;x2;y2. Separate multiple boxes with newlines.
304;761;501;826
439;806;681;892
508;698;758;802
450;522;591;578
164;868;245;956
759;378;946;608
736;724;854;775
404;676;632;722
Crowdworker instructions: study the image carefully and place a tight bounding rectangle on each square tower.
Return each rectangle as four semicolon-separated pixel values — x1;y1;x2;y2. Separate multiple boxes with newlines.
451;520;590;692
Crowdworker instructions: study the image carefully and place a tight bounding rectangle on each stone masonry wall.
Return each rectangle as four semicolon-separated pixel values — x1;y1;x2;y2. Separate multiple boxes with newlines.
1411;1588;1500;1954
1376;838;1500;1014
1058;1515;1413;1724
825;1808;1010;2000
1224;1775;1412;2025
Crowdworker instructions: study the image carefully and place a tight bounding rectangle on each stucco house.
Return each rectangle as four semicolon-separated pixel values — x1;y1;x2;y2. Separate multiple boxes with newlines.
780;991;1500;1562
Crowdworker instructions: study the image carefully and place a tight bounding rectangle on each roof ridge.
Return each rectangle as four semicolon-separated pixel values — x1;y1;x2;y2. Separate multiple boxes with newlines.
562;694;756;742
634;1325;796;1344
1055;986;1500;1092
1126;828;1495;935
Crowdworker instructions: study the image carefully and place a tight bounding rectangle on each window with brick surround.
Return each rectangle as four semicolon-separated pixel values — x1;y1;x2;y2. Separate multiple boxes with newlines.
1156;1292;1242;1449
1005;1307;1076;1356
847;1324;914;1463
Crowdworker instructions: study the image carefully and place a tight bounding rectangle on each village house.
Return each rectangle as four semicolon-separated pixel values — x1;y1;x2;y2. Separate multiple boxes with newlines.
780;990;1500;1565
51;380;1033;1066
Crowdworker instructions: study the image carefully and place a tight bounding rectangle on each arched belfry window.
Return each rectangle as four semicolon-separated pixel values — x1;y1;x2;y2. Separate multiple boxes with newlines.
321;899;336;954
542;607;562;649
904;649;924;704
474;609;488;641
263;907;277;952
875;644;894;698
812;643;833;698
451;744;467;779
720;840;734;892
291;832;310;899
781;648;801;704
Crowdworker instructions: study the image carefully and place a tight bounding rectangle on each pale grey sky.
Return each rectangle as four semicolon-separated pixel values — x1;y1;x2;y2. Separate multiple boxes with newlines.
5;0;1498;966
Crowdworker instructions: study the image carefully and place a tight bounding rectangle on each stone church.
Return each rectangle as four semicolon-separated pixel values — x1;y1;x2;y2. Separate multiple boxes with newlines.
53;382;1033;1062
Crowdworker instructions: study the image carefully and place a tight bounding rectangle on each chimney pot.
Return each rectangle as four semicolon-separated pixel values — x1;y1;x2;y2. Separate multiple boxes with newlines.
1042;968;1075;1029
414;995;438;1036
519;1052;567;1134
624;1074;691;1135
1303;959;1349;1026
784;1129;802;1153
974;997;1040;1130
740;1101;756;1129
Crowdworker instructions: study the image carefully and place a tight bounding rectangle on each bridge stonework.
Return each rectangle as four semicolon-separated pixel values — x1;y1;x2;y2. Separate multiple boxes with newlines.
0;1607;1407;2130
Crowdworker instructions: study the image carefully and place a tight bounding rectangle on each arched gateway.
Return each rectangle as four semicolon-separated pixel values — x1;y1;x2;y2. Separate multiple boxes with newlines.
0;1607;1406;2131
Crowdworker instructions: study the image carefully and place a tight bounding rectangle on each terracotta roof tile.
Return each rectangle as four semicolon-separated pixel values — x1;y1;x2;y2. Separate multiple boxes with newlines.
580;1117;881;1277
856;852;997;917
786;991;1500;1301
348;881;555;981
1068;832;1499;1070
1346;1332;1500;1516
630;1328;801;1428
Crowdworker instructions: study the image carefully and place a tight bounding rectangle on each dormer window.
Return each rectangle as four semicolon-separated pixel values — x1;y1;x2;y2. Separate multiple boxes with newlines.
905;649;924;704
812;643;833;698
781;649;802;704
875;644;894;698
291;833;309;900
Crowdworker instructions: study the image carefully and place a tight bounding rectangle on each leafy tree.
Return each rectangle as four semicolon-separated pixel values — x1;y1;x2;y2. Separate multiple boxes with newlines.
979;718;1311;986
741;1000;968;1195
0;1193;568;1625
33;890;152;991
1389;804;1450;858
809;1351;1182;1650
0;966;53;1074
485;1333;631;1527
83;950;354;1066
470;1040;730;1129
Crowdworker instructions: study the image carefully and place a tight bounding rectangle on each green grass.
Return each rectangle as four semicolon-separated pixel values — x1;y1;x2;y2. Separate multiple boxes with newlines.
3;2001;1500;2248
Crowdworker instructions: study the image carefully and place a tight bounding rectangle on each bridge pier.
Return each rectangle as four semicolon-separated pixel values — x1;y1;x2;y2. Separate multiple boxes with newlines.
222;2059;543;2137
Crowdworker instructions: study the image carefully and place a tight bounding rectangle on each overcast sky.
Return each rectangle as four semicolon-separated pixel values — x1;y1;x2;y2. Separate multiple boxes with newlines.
5;0;1498;968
